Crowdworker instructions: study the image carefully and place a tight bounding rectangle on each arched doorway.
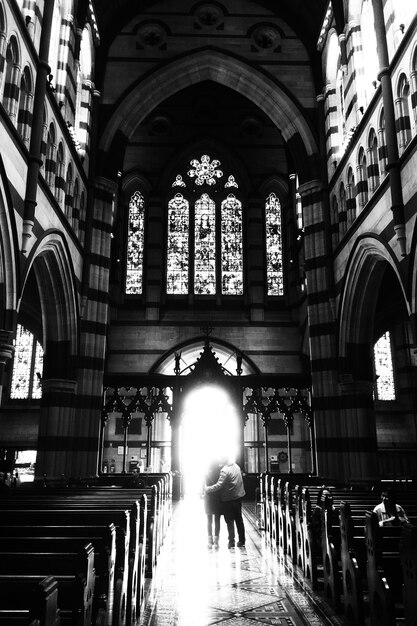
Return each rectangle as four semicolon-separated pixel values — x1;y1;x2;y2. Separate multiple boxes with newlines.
179;383;240;496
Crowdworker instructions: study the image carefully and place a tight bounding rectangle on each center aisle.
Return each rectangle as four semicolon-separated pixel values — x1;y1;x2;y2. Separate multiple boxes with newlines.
140;496;342;626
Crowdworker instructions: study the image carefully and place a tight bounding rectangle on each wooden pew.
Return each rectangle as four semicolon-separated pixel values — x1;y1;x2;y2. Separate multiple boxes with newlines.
0;509;130;626
0;543;94;626
0;575;59;626
0;524;116;626
0;531;115;626
400;524;417;626
365;511;404;626
0;487;155;624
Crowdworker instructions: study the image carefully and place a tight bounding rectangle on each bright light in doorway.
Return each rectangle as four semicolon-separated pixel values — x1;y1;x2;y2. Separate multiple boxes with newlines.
180;385;239;495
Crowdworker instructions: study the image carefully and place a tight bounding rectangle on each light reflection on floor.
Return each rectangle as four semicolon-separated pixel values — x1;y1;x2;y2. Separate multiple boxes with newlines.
140;495;338;626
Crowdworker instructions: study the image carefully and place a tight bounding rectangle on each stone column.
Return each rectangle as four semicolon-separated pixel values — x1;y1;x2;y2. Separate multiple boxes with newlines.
35;378;77;480
75;176;116;477
0;330;14;405
371;0;406;256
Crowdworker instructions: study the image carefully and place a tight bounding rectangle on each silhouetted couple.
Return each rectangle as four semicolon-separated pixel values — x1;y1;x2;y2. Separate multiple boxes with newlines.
204;456;246;549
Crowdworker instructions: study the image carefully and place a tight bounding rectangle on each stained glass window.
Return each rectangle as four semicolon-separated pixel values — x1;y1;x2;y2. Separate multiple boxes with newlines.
374;332;396;400
167;155;249;296
265;192;283;295
221;194;243;295
195;193;216;294
10;324;43;400
188;154;223;186
167;193;189;294
126;191;145;294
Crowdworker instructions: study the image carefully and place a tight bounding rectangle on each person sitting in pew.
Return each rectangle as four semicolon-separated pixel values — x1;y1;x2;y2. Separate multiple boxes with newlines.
312;487;337;553
373;488;410;526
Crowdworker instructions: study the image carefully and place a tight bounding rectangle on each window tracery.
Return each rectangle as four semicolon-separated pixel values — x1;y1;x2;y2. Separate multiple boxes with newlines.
166;155;246;297
126;190;145;295
167;193;189;294
265;192;283;296
221;194;243;295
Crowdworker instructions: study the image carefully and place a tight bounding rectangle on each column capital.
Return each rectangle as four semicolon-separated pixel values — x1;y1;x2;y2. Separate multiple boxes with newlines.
0;329;14;364
297;179;323;198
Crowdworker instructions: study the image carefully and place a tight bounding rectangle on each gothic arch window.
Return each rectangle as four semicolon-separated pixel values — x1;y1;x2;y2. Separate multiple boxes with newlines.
45;123;56;188
265;192;283;296
339;182;347;235
374;331;396;401
126;190;146;295
331;195;339;247
356;147;368;208
17;65;33;146
73;177;80;232
346;167;357;227
65;162;73;222
55;142;65;205
10;324;43;400
0;5;6;90
166;155;244;296
367;129;380;192
377;108;388;174
412;48;417;130
2;35;20;122
396;73;411;152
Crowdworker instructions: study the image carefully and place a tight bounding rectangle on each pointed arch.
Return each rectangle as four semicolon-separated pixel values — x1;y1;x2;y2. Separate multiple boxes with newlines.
338;235;409;359
150;336;260;376
100;49;319;178
21;231;79;362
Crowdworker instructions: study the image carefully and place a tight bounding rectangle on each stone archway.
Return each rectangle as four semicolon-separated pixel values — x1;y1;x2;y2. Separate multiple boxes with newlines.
336;236;411;480
20;232;80;479
99;49;319;181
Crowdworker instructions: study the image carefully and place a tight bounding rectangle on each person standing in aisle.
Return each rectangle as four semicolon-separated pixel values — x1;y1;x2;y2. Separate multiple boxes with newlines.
203;460;223;549
205;455;246;549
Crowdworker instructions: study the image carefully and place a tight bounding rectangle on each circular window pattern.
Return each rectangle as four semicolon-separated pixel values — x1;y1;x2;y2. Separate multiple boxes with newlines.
195;3;224;29
240;116;262;137
148;115;171;136
251;24;281;52
137;22;167;48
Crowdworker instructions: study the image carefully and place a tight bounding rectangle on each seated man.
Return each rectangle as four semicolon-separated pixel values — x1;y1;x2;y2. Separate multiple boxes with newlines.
373;488;409;526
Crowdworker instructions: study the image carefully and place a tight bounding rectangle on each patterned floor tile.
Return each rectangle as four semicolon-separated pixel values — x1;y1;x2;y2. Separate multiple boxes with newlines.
140;497;333;626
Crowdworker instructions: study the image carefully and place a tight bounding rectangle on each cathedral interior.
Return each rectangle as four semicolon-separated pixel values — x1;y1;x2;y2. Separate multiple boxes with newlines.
0;0;417;623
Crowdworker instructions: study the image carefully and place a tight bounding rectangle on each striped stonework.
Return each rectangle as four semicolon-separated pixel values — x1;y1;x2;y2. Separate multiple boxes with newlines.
3;49;20;122
346;168;356;227
36;378;78;479
324;84;340;167
367;131;380;193
356;148;368;209
298;180;341;478
75;176;115;477
78;78;93;156
246;195;265;322
55;14;75;106
54;143;65;206
345;22;363;124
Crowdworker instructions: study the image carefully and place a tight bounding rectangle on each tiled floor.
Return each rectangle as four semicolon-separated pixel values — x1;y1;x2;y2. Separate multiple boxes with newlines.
140;496;342;626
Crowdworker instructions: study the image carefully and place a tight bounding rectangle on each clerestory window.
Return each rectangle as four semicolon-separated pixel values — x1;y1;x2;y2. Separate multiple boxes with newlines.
373;331;396;401
10;324;43;400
